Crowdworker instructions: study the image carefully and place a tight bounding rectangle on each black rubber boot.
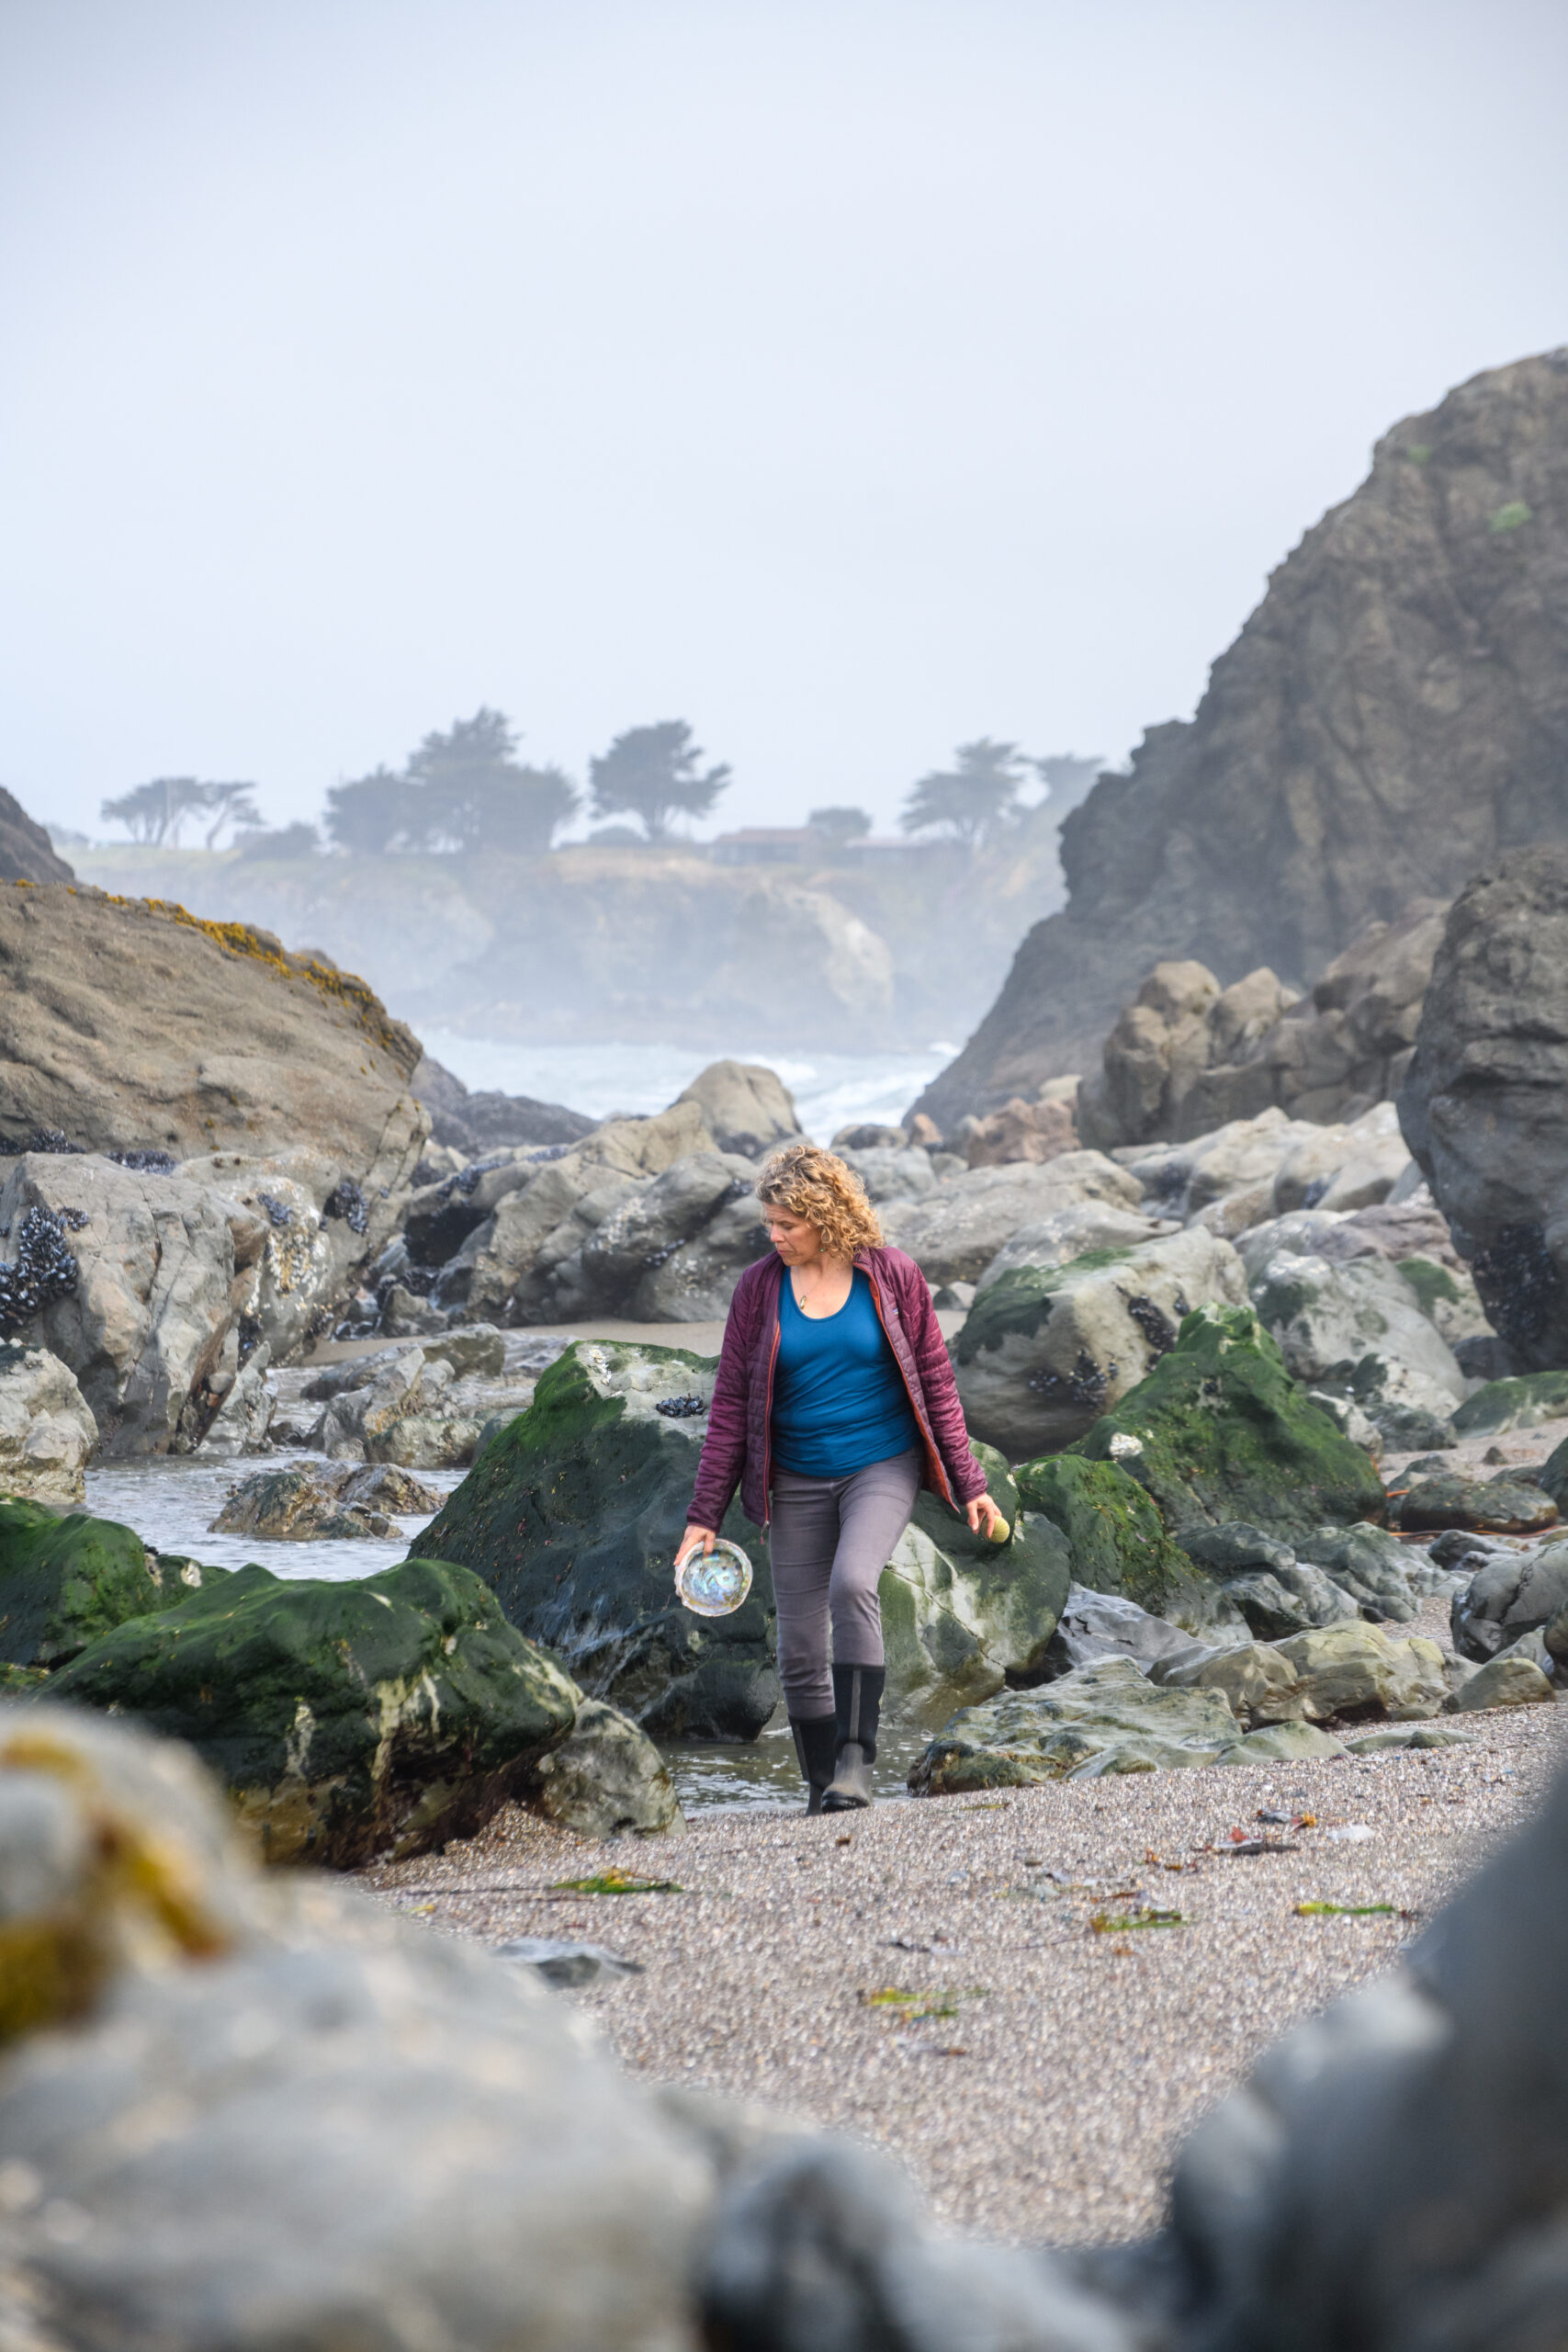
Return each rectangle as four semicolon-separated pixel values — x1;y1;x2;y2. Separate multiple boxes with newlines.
790;1714;839;1815
822;1664;884;1812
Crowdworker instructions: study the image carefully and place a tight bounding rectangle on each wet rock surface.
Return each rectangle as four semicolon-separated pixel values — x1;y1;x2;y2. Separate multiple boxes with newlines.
209;1459;445;1541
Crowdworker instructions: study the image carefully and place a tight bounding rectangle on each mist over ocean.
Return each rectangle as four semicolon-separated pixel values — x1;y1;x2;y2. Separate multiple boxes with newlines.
417;1030;962;1141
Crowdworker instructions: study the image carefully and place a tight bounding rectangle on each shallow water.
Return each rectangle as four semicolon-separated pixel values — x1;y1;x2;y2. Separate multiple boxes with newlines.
85;1456;922;1815
85;1453;464;1587
416;1033;957;1141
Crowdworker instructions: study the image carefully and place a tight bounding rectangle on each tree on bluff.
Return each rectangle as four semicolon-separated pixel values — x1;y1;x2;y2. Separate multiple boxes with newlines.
899;740;1029;848
588;721;731;843
324;709;580;856
101;777;260;848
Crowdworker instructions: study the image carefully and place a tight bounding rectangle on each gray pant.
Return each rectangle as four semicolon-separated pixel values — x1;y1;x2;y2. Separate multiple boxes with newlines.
768;1448;921;1717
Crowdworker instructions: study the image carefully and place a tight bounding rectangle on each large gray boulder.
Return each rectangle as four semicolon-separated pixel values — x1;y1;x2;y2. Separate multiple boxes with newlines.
675;1058;801;1157
1249;1250;1466;1429
435;1101;718;1324
1450;1538;1568;1662
0;1343;96;1503
577;1151;769;1320
0;1151;264;1455
880;1152;1144;1287
1401;845;1568;1367
975;1200;1169;1289
954;1225;1249;1458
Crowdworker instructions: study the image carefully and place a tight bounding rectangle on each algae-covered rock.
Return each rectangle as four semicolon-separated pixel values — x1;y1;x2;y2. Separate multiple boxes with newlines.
877;1445;1070;1729
45;1556;580;1866
1397;1469;1558;1535
1453;1372;1568;1437
954;1227;1248;1458
412;1340;779;1741
527;1699;685;1839
1012;1453;1213;1624
209;1462;397;1541
0;1497;226;1671
908;1655;1243;1792
1070;1305;1389;1539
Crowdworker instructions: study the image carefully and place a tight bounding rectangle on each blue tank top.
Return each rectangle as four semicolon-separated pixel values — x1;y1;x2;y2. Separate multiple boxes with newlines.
771;1267;920;1479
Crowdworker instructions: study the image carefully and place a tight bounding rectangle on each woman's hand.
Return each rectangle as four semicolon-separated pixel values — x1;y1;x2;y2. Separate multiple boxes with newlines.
966;1494;1008;1543
675;1524;718;1578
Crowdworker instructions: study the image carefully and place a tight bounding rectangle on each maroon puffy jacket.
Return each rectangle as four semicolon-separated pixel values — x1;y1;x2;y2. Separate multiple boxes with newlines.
687;1245;990;1531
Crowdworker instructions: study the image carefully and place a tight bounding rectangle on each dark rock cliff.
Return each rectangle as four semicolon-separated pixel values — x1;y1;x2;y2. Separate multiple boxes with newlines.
0;789;74;886
917;348;1568;1131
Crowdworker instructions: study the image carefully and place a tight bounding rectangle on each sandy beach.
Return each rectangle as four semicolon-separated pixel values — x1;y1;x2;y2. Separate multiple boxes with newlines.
358;1582;1568;2250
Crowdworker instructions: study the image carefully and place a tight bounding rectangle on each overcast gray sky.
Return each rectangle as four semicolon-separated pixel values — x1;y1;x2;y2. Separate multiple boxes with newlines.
4;0;1565;843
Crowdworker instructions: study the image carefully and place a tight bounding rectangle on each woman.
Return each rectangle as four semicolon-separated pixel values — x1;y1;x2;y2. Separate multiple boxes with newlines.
676;1141;1002;1814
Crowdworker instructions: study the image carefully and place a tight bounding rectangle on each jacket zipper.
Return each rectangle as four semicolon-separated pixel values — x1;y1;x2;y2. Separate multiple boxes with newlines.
760;1305;781;1529
865;1261;956;1510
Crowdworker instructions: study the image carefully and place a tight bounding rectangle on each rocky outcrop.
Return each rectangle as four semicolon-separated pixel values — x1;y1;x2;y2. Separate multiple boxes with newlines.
954;1226;1250;1458
1014;1455;1216;1623
0;788;73;884
411;1053;593;1154
47;1555;581;1865
209;1460;444;1541
0;882;426;1168
917;350;1568;1128
0;1152;264;1454
1248;1250;1467;1433
1079;904;1446;1148
1400;845;1568;1369
0;1345;96;1503
526;1698;685;1839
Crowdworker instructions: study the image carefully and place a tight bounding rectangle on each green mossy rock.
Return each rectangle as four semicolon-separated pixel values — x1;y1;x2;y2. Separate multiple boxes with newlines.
877;1442;1071;1730
45;1556;580;1868
1454;1372;1568;1438
1012;1453;1209;1622
0;1498;229;1671
1070;1305;1387;1539
412;1340;779;1742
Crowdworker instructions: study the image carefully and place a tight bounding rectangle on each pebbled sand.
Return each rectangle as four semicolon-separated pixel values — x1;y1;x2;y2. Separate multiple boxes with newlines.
357;1598;1568;2250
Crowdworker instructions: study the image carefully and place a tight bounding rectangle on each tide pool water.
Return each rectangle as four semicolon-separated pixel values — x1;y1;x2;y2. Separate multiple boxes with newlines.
417;1033;959;1140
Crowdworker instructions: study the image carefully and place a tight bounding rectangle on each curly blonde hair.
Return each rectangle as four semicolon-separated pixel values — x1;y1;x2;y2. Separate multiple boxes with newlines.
754;1141;884;1260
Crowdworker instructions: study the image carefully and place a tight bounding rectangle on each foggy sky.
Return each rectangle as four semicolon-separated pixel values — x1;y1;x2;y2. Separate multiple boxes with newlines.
3;0;1565;844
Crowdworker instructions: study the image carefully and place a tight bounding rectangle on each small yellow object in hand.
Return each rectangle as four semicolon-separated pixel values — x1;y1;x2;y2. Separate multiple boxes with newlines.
987;1513;1010;1544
